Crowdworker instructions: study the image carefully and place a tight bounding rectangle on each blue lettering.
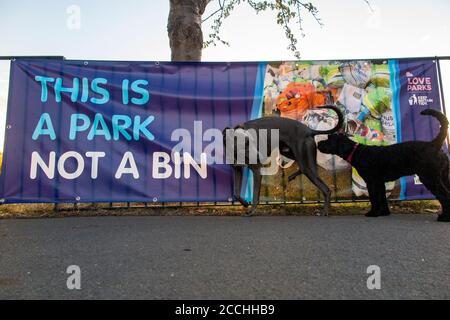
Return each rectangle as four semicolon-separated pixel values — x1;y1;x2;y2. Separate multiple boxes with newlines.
90;78;109;104
88;113;111;140
34;76;55;102
55;78;79;103
133;115;155;140
32;113;56;140
131;80;150;105
122;79;129;105
69;113;91;140
112;115;132;141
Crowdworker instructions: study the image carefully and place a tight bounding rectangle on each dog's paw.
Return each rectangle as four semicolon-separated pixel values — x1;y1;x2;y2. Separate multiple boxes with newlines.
235;197;249;208
242;210;254;217
365;210;380;217
437;214;450;222
313;208;329;216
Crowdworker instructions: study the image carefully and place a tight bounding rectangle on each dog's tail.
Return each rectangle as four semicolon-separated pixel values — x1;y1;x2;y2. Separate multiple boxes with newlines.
421;109;449;147
310;105;344;136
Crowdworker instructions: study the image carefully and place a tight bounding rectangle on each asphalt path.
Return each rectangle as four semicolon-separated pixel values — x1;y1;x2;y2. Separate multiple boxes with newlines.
0;214;449;299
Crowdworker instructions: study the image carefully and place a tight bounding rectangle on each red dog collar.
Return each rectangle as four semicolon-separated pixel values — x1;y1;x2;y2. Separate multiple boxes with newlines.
346;143;359;164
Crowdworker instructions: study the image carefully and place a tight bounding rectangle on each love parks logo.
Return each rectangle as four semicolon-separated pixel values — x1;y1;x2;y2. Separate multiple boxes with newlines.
405;71;434;107
405;74;432;92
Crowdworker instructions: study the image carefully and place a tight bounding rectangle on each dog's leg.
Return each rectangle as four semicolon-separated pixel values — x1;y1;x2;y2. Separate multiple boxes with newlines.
246;167;262;217
365;181;390;217
420;174;450;222
301;143;331;216
441;164;450;193
288;169;302;182
303;171;331;216
375;182;390;216
233;167;249;208
366;181;381;217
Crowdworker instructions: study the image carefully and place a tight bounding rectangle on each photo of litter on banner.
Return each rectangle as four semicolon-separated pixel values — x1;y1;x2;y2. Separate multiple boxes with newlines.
260;59;445;203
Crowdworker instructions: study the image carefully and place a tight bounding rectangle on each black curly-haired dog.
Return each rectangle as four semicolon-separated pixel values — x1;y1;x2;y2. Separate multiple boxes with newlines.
318;109;450;222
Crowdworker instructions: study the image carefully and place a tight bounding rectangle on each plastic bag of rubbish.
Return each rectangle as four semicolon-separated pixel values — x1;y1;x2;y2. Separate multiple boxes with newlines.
337;83;365;113
353;121;388;146
340;61;372;88
370;63;390;87
276;82;326;120
295;61;312;79
363;87;392;119
310;65;322;81
380;111;396;144
264;85;279;115
319;64;345;88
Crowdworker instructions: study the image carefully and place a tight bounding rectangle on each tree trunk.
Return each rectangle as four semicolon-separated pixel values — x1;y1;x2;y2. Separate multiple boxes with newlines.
167;0;209;61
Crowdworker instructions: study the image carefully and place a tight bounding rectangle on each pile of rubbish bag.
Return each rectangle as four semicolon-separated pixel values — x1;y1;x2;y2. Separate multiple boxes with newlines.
263;60;397;197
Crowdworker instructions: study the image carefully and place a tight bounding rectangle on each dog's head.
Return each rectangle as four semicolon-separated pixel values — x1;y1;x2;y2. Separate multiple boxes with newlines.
318;133;350;155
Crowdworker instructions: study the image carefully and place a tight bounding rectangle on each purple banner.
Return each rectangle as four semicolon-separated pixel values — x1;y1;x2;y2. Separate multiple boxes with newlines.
0;58;446;204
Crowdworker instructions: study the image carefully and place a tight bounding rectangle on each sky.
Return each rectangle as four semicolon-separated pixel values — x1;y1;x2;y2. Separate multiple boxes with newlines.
0;0;450;148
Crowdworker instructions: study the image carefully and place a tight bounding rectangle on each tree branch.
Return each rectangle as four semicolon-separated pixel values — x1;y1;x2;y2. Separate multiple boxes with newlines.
202;0;225;22
201;0;369;58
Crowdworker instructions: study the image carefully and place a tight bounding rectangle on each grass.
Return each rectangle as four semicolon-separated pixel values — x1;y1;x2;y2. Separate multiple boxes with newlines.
0;200;441;219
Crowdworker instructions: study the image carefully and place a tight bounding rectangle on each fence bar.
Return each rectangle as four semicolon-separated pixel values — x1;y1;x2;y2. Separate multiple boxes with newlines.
0;56;65;61
46;197;381;213
4;55;449;63
436;58;449;144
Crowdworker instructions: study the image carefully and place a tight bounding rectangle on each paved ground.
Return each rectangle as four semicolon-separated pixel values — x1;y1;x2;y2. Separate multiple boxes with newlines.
0;214;449;299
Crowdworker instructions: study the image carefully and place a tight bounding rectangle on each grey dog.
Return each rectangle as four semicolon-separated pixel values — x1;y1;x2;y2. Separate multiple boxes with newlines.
223;105;344;216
